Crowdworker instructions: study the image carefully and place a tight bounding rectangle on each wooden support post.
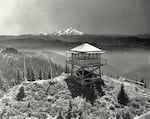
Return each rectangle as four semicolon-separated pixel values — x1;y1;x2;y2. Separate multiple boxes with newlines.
82;68;84;85
65;61;68;73
82;68;84;78
71;64;74;75
99;66;101;78
81;79;84;86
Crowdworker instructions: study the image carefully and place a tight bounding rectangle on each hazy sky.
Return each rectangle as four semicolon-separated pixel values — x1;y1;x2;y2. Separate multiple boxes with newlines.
0;0;150;35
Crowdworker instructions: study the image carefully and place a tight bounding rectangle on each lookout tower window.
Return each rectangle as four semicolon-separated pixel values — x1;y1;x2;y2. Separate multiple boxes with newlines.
71;52;101;60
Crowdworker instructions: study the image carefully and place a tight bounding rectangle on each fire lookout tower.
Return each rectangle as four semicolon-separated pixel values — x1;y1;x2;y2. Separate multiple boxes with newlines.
66;43;107;85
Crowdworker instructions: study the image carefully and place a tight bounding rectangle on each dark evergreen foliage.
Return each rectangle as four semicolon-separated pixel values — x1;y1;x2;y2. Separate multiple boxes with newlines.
27;68;31;81
140;77;144;84
16;69;22;84
117;84;129;106
91;82;97;98
96;80;105;96
16;86;25;101
140;77;147;88
1;47;21;55
43;72;46;79
122;111;133;119
56;110;64;119
0;49;65;89
39;69;42;80
78;110;83;119
144;83;146;88
31;68;35;81
65;64;70;73
66;100;72;119
27;102;31;108
48;68;51;79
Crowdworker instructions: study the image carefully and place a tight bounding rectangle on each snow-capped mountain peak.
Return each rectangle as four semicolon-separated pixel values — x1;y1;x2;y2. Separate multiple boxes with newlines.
52;27;84;36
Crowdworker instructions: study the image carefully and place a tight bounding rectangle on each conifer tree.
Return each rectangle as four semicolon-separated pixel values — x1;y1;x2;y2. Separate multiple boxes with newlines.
0;76;4;90
27;68;31;81
39;69;42;80
16;86;25;101
117;84;129;106
56;110;64;119
140;77;146;88
58;65;62;75
144;83;146;88
90;82;97;104
78;110;83;119
16;69;21;84
31;68;35;81
66;100;72;119
65;64;69;73
140;77;144;84
43;72;46;80
48;68;51;79
50;62;54;78
27;102;31;108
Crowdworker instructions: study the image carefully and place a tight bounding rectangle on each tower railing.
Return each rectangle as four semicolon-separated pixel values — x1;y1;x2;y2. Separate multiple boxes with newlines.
66;57;107;67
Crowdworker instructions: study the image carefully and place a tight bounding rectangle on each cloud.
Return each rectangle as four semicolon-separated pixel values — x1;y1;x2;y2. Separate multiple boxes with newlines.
0;0;56;34
0;0;149;35
0;0;17;34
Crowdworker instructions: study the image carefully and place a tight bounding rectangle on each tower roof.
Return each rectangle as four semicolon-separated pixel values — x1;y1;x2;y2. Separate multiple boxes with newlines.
70;43;105;53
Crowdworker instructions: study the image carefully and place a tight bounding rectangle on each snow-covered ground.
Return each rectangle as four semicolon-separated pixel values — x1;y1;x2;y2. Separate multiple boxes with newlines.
0;73;150;119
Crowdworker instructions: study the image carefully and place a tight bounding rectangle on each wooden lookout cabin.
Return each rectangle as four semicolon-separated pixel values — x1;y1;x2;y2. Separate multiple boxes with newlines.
66;43;107;85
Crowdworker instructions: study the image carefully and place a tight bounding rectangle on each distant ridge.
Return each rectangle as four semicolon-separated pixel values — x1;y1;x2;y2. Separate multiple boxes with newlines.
136;33;150;39
52;27;84;36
